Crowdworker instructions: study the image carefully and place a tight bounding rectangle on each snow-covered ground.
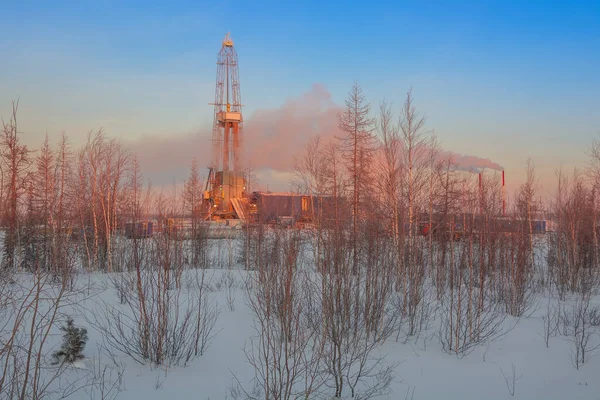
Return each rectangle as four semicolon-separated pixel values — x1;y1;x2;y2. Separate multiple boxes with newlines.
2;234;599;400
50;270;597;400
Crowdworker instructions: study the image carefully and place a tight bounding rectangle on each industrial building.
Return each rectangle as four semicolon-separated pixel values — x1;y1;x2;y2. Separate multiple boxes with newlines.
247;192;336;226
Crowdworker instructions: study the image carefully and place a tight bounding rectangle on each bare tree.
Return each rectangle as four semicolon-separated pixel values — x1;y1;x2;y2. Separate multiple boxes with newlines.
337;82;377;275
30;135;57;273
587;137;600;270
1;101;33;270
548;168;595;296
74;131;130;272
398;88;430;242
376;100;401;281
431;156;462;299
293;135;330;273
183;158;209;268
54;133;75;285
396;89;436;339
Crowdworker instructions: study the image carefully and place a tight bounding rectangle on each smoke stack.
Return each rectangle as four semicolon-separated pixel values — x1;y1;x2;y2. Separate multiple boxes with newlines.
502;170;506;216
479;173;483;214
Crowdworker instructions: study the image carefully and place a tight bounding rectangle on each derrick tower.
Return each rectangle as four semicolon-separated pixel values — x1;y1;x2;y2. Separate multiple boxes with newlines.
208;33;245;219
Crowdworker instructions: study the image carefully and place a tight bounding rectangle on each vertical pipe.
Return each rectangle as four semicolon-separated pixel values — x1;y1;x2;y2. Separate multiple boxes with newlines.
478;173;482;214
233;122;239;173
222;123;231;212
502;170;506;216
233;122;240;198
223;123;230;172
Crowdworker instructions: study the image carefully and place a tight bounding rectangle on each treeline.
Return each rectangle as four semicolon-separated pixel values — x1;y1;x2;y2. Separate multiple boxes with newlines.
0;101;216;275
293;83;600;302
1;101;130;274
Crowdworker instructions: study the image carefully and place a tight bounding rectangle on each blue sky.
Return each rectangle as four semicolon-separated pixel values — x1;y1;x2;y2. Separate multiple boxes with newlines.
1;0;599;195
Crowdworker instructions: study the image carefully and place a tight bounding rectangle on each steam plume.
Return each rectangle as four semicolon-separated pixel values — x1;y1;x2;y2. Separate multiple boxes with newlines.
444;152;504;173
124;84;502;190
242;83;342;171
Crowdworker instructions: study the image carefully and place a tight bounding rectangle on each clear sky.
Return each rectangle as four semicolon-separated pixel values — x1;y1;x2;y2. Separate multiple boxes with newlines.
1;0;599;199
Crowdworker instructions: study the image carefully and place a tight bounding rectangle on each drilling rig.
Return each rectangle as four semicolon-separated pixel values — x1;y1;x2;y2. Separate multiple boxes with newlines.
205;33;246;221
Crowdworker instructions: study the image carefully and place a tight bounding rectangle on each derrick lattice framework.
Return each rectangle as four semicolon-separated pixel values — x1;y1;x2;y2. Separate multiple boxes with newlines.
209;33;244;216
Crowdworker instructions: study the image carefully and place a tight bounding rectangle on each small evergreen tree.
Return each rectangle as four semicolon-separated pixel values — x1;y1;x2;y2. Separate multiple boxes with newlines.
52;317;88;365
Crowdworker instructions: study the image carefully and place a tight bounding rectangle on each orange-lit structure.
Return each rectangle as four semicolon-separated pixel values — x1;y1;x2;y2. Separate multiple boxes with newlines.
206;33;246;220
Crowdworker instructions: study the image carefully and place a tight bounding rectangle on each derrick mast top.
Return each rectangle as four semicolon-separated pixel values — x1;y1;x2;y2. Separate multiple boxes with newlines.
211;32;243;173
215;32;242;113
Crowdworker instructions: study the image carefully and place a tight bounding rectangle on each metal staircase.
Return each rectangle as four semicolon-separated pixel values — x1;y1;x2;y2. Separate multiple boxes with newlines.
230;198;246;222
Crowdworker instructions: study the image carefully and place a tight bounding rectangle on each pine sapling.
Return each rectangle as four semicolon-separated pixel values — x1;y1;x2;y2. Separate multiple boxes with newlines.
52;317;88;365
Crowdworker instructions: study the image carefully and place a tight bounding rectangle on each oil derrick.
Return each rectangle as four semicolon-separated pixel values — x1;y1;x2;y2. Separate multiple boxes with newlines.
206;33;245;220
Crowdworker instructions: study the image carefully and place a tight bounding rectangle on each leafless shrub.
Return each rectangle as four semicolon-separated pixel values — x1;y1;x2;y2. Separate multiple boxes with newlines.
214;269;237;312
228;376;262;400
183;159;212;269
589;308;600;327
225;278;236;312
359;224;404;343
500;363;522;397
548;169;600;298
404;384;416;400
110;272;135;305
82;348;125;400
211;233;237;271
496;231;537;318
439;271;509;357
235;228;326;399
320;244;399;398
239;223;269;271
88;247;220;367
89;289;194;366
562;293;600;369
154;373;165;391
325;349;396;400
394;275;433;344
540;298;560;348
190;270;221;357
